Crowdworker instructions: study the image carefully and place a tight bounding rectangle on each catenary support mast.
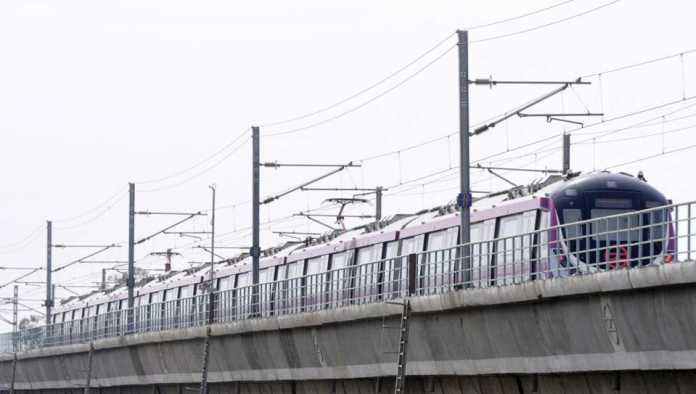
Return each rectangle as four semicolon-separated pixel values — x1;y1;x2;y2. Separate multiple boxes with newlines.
45;220;52;325
251;126;260;312
127;182;135;330
457;30;471;284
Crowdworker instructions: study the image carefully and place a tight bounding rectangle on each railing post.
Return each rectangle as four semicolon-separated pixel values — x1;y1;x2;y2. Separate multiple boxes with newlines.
407;254;417;297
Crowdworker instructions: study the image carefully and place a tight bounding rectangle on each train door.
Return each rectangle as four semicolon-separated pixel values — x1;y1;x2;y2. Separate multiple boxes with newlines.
286;261;305;313
259;267;276;316
471;219;496;287
354;244;382;304
382;241;401;299
235;272;251;319
328;250;355;308
179;284;195;327
274;265;288;315
422;227;459;293
399;235;424;294
304;256;328;311
164;287;179;329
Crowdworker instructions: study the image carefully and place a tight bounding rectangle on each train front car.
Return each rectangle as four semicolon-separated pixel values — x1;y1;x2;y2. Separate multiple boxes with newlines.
548;172;672;275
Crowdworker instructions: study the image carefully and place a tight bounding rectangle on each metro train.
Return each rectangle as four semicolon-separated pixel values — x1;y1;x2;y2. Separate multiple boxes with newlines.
49;171;672;329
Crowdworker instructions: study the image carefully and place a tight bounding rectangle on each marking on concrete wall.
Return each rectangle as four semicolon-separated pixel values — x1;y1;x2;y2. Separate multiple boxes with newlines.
311;328;327;367
600;296;626;353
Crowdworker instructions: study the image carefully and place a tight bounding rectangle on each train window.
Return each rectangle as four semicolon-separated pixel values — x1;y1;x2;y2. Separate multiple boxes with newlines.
427;229;446;251
218;276;235;291
307;255;329;274
276;265;287;281
165;288;178;301
562;209;583;239
330;250;354;270
355;245;382;302
287;261;304;279
357;244;381;265
150;291;163;304
236;272;250;288
180;285;194;298
428;227;459;250
400;235;425;255
260;267;275;283
385;241;399;258
498;214;523;238
646;201;667;239
590;209;639;241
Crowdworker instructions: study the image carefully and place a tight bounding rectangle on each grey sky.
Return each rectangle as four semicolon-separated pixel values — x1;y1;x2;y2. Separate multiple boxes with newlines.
1;0;695;329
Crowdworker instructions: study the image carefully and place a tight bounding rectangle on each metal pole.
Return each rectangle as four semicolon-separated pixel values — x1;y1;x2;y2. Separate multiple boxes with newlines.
84;341;94;394
457;30;472;286
199;326;211;394
208;184;216;325
12;285;18;353
12;285;18;332
563;132;571;174
10;352;17;394
46;220;52;326
376;187;383;221
251;126;260;313
101;269;106;291
127;182;135;331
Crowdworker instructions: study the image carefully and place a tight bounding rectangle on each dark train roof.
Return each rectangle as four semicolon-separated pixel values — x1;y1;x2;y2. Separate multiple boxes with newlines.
550;172;668;203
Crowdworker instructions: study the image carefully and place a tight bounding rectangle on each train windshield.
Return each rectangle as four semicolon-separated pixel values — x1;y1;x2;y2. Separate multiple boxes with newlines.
589;197;640;241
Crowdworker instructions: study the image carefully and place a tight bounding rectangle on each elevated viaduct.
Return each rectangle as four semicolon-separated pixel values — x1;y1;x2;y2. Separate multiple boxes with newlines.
2;262;696;393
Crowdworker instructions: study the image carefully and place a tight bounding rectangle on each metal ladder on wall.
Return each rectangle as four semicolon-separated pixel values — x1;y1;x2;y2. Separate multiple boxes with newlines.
383;297;411;394
382;254;417;394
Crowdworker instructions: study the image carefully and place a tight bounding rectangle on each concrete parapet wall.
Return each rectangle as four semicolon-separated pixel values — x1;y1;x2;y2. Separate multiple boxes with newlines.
2;262;696;390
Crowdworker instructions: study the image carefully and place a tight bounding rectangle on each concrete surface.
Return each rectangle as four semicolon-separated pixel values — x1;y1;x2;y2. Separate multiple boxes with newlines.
2;262;696;391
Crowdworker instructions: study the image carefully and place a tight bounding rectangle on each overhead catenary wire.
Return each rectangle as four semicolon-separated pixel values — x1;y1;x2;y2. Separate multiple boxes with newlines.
604;143;696;170
581;48;696;78
0;224;43;253
574;123;696;145
139;135;251;193
52;188;127;224
259;0;579;129
264;1;620;138
264;43;458;137
470;0;621;44
136;129;251;186
54;192;129;231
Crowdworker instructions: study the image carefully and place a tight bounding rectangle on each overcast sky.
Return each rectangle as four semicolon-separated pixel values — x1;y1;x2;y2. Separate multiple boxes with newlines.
0;0;695;329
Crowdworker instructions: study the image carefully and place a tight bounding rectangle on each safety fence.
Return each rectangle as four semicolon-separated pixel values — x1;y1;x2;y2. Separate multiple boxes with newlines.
1;200;694;353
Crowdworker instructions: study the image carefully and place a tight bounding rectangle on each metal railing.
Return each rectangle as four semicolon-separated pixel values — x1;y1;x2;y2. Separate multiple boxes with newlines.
2;201;694;353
